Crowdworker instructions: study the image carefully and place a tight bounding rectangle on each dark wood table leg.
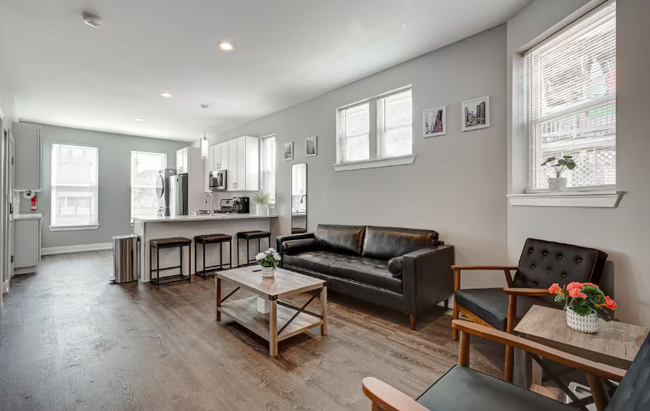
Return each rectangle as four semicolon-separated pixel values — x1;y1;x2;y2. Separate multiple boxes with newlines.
216;277;221;321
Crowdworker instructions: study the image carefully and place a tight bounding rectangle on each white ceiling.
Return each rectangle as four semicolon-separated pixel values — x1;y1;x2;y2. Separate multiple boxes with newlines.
0;0;531;142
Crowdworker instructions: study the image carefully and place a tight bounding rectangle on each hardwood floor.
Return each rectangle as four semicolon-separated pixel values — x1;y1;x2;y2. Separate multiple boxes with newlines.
0;251;502;411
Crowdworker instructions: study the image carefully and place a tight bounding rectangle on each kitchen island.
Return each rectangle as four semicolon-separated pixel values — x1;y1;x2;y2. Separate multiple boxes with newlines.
133;214;279;282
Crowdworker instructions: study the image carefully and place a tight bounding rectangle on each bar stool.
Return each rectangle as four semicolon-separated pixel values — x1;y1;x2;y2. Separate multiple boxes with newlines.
236;231;271;267
194;234;232;279
149;237;192;286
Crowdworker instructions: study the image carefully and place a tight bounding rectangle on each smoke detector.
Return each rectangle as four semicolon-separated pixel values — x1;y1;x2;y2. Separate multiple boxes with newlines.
82;11;102;28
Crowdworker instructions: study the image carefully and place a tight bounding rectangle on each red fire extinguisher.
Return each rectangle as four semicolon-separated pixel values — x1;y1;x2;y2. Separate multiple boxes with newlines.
31;194;37;211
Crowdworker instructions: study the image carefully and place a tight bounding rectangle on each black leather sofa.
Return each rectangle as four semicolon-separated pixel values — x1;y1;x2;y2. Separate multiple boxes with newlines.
277;224;455;329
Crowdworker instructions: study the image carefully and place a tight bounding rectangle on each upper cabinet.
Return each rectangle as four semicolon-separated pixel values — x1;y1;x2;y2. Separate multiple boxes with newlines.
203;136;259;192
13;123;43;191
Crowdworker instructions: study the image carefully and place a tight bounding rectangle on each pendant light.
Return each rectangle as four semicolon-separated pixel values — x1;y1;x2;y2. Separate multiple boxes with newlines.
200;104;209;160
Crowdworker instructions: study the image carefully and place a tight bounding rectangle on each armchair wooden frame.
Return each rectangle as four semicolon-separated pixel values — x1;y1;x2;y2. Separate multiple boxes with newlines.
363;320;626;411
451;265;552;382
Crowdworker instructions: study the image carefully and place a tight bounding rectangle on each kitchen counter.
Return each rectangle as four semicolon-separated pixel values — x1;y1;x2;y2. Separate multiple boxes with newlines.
133;213;278;223
14;213;43;220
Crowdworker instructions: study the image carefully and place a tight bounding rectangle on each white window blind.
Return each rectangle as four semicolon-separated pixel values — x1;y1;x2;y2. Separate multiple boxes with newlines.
261;135;276;203
131;151;166;218
377;88;413;158
51;143;99;227
338;102;370;163
525;1;616;191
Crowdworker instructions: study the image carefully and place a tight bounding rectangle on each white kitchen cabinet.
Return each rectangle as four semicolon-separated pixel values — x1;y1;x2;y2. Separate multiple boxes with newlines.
13;122;42;191
226;136;259;191
213;143;228;170
14;217;42;274
176;147;189;173
175;147;204;211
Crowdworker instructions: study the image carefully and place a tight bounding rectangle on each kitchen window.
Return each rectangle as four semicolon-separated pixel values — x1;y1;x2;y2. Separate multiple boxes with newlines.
261;135;276;204
131;150;166;218
524;1;616;192
50;143;99;230
335;86;414;171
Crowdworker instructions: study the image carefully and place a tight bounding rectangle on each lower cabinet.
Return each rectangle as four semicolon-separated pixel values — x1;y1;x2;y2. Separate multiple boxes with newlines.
15;218;42;274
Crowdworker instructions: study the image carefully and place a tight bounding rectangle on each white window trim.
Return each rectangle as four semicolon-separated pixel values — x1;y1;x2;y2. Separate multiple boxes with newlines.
507;190;623;208
335;85;414;170
50;143;99;230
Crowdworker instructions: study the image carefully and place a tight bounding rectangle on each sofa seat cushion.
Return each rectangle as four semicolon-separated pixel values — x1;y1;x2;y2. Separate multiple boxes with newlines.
455;288;555;331
418;365;575;411
284;251;402;294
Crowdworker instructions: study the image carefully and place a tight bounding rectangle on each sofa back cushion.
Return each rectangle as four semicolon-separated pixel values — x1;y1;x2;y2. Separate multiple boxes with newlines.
314;225;366;255
362;226;439;260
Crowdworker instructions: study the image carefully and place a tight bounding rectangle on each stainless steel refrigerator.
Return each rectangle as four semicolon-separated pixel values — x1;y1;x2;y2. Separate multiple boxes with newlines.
169;173;189;216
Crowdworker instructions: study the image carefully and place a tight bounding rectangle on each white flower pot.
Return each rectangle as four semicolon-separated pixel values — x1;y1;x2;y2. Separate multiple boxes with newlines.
256;203;269;215
257;296;270;314
261;266;275;278
566;307;599;333
548;177;568;192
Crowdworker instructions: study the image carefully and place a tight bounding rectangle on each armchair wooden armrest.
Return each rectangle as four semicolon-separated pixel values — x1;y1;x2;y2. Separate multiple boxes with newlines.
362;377;430;411
503;287;552;297
451;265;518;271
452;320;627;382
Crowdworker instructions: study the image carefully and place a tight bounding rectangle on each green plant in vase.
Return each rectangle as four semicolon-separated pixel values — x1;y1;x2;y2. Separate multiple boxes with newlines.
541;156;576;192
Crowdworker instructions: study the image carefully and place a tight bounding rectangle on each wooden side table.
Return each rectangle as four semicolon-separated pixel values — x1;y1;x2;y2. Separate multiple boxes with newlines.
514;305;649;410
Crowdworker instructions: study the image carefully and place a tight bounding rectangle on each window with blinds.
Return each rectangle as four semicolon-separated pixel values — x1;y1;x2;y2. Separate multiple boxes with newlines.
338;102;370;163
525;1;616;191
377;88;413;158
336;86;412;165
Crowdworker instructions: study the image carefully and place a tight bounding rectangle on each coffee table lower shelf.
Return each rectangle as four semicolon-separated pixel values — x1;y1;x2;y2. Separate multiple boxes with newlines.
218;296;324;343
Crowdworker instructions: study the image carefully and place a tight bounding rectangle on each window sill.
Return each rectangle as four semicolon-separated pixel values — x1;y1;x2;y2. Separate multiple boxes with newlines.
334;155;415;172
49;224;100;232
507;191;623;208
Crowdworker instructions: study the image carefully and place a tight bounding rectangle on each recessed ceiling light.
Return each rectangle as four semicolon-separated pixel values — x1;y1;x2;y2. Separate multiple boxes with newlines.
82;11;102;28
218;41;235;51
160;92;172;98
132;118;144;122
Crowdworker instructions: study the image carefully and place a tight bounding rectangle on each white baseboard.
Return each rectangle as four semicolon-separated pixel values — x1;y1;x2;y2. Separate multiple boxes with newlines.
42;242;112;256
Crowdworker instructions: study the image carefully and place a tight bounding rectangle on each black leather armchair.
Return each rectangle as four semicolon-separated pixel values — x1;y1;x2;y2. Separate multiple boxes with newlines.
277;224;455;330
363;319;648;411
452;238;608;381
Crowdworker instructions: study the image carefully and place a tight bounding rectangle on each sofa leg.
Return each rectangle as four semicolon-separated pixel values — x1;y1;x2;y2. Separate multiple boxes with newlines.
409;314;416;330
443;298;449;311
452;301;459;341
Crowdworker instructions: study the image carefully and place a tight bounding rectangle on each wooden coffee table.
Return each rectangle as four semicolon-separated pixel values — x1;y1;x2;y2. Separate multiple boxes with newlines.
215;266;327;357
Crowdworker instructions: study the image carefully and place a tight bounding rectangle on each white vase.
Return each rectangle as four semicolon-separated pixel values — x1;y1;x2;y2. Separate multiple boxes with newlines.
261;266;275;278
257;296;270;314
566;306;599;333
256;203;269;215
548;177;568;192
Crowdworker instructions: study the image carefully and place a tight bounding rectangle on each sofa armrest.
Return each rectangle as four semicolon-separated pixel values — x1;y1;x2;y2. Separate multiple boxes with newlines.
281;238;319;256
402;245;455;315
276;232;316;267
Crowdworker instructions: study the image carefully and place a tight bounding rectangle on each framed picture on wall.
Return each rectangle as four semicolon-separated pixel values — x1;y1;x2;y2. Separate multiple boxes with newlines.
283;142;294;161
423;106;446;138
305;136;318;157
461;95;490;132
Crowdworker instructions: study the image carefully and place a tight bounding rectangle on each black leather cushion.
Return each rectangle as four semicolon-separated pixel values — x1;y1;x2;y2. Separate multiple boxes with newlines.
314;225;365;255
238;231;271;240
284;251;402;293
150;237;192;248
455;288;555;331
194;234;232;244
281;238;319;255
418;365;575;411
514;238;608;306
607;333;650;411
387;256;403;277
362;226;438;260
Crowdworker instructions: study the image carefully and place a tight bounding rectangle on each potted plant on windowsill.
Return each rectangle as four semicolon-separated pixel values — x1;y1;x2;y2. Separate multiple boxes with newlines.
541;156;576;192
252;191;271;215
549;282;618;333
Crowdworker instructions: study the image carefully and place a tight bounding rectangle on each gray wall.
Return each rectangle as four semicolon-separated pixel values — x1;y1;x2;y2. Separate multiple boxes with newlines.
28;125;188;248
209;25;509;289
0;49;16;126
507;0;650;326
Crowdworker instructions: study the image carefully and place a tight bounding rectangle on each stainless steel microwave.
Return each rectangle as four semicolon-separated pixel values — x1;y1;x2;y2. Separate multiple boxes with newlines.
209;170;227;191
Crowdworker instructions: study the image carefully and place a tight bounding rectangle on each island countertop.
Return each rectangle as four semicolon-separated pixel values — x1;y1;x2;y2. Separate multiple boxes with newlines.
133;213;279;223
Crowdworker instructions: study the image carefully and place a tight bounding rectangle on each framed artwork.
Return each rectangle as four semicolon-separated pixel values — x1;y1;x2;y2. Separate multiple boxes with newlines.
462;96;490;132
283;142;294;161
423;106;446;138
305;136;318;157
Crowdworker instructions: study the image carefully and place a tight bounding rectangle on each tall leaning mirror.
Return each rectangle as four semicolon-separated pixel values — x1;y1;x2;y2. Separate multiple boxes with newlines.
291;163;307;234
